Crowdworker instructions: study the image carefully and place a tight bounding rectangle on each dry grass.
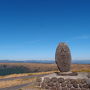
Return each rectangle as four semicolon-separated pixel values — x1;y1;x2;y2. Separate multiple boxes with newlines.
0;77;36;88
0;71;57;88
27;71;57;75
0;63;90;76
0;63;57;76
21;84;42;90
0;71;56;79
0;63;90;72
0;73;28;79
71;64;90;72
0;63;57;71
0;63;90;89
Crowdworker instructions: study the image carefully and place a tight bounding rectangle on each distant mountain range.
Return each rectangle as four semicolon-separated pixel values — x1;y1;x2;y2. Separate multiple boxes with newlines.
0;60;90;64
72;60;90;64
0;60;55;63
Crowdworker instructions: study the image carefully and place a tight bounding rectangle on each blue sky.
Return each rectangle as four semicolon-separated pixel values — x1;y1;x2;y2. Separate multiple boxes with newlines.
0;0;90;60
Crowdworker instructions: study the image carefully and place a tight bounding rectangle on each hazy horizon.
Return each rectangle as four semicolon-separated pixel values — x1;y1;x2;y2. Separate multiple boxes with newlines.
0;59;90;61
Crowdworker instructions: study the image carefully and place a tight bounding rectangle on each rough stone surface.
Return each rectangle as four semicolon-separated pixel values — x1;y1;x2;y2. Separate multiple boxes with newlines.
73;83;78;88
43;77;50;83
81;88;88;90
67;84;73;88
55;42;71;72
41;82;47;88
79;83;84;88
61;82;67;87
62;87;69;90
83;84;89;88
50;86;57;90
87;79;90;88
51;77;58;82
58;78;64;83
87;73;90;78
36;77;90;90
70;79;78;84
70;88;80;90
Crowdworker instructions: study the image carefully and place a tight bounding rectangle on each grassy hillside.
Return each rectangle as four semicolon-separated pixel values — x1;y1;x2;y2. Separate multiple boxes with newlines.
0;63;90;75
0;63;57;75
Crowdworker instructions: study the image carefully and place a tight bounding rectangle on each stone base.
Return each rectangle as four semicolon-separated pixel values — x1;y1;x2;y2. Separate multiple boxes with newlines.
55;71;78;76
42;72;88;80
36;72;90;90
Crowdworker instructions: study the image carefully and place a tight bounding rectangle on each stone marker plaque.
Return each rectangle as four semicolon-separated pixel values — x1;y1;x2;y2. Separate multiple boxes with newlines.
55;42;71;72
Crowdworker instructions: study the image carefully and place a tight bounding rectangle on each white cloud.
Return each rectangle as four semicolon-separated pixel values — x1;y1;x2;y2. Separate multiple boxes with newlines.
65;35;90;43
74;35;90;40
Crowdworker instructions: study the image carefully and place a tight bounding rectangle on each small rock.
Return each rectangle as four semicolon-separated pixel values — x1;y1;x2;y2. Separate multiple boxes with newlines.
70;88;80;90
53;82;60;87
70;72;78;76
51;77;58;82
70;79;77;84
61;82;66;87
79;83;84;88
47;82;54;87
67;84;73;88
45;85;50;89
41;82;47;88
62;87;69;90
73;83;78;88
86;78;90;88
87;73;90;78
83;84;89;88
43;77;50;83
57;87;62;90
50;86;57;90
80;79;86;84
65;79;71;84
58;78;64;83
81;88;88;90
77;79;82;84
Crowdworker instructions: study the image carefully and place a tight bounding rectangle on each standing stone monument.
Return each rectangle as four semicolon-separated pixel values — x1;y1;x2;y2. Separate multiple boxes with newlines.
55;42;71;72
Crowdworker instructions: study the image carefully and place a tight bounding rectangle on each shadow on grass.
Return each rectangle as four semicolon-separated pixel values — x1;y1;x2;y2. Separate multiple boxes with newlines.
0;65;31;76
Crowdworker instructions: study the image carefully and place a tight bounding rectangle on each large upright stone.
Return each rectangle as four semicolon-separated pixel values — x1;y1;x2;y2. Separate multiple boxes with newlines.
55;42;71;72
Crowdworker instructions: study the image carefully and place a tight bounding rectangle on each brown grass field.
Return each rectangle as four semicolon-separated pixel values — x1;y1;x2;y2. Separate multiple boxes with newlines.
0;63;90;74
0;63;90;89
0;63;90;71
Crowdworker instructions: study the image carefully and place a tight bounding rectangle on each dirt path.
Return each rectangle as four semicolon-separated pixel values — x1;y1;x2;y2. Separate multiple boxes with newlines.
0;74;45;90
0;74;45;82
0;82;33;90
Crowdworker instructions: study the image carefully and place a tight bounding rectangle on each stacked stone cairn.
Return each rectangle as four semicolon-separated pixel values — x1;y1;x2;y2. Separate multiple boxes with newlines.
36;77;90;90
